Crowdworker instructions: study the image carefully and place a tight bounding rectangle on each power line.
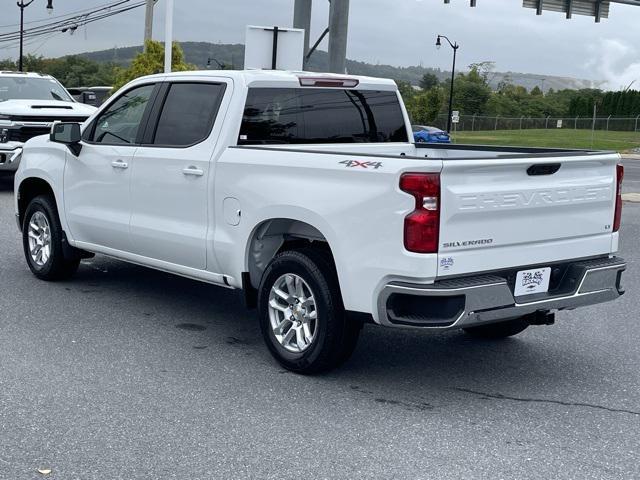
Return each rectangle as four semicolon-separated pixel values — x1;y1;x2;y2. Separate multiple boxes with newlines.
0;1;145;40
0;0;135;29
0;2;146;44
0;31;60;53
0;28;61;51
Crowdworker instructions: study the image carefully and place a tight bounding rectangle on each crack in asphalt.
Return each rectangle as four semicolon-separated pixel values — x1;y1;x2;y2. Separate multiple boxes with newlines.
350;385;435;412
455;388;640;417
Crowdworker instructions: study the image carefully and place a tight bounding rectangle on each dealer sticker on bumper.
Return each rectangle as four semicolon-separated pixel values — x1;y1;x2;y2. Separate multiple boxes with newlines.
514;267;551;296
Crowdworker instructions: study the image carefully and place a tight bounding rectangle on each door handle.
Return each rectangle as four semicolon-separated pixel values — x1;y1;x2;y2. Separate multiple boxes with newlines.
111;159;128;169
182;166;204;177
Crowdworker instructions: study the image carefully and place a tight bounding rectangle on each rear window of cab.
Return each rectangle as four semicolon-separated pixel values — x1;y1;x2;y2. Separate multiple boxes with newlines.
239;87;408;145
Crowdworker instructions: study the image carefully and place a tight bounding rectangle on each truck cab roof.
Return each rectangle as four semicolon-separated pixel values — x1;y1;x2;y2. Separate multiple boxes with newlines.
131;69;399;91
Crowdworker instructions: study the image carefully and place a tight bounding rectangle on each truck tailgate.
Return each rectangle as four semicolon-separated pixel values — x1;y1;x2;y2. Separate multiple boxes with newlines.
438;153;620;277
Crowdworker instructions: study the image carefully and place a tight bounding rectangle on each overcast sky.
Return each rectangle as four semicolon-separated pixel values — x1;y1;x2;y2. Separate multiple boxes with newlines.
1;0;640;88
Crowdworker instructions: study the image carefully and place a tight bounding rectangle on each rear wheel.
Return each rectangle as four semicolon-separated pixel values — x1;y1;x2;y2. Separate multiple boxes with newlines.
22;195;80;281
258;248;362;374
463;317;529;339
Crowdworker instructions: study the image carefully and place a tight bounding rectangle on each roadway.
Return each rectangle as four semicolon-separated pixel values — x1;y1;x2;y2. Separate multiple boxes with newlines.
622;155;640;194
0;175;639;479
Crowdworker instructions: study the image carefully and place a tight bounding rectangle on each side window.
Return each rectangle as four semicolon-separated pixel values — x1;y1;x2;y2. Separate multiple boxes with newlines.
152;83;226;147
91;84;155;145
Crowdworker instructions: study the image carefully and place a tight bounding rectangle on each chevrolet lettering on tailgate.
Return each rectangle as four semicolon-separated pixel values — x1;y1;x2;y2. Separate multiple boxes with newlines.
458;186;612;211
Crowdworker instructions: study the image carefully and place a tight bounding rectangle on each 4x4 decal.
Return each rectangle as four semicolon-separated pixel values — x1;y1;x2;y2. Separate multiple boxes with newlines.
339;160;383;169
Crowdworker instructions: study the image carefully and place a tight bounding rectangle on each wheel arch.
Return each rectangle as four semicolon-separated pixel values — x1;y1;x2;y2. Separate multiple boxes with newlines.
17;177;57;229
245;218;337;291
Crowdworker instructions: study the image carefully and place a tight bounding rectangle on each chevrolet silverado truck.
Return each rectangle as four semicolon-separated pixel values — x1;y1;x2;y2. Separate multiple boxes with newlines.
14;70;626;373
0;71;96;177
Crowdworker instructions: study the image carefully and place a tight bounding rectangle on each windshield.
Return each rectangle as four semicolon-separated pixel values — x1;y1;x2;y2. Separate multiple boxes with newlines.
0;77;73;102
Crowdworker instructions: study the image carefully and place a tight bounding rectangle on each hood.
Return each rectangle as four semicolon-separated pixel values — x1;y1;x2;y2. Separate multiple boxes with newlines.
0;99;97;117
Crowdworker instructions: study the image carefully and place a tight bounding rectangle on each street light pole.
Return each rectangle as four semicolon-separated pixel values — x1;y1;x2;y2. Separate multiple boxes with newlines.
436;34;459;134
17;0;34;72
16;0;52;72
164;0;174;73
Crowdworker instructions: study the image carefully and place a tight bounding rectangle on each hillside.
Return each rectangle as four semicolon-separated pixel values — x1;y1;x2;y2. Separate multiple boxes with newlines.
78;41;601;91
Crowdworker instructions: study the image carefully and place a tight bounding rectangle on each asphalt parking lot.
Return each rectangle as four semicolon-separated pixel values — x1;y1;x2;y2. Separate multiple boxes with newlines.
1;167;639;480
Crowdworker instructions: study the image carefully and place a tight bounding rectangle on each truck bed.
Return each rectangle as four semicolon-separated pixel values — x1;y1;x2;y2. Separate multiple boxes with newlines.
219;142;620;313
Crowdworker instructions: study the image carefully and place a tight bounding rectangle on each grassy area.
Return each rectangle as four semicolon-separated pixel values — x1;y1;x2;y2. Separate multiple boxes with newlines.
452;129;640;152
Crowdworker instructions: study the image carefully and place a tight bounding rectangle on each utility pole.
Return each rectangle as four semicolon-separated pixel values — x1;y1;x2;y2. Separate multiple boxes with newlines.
293;0;312;59
164;0;174;73
144;0;155;51
16;0;53;72
328;0;350;73
17;0;34;72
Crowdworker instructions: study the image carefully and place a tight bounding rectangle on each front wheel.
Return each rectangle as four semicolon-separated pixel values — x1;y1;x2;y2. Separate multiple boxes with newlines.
258;249;362;374
463;317;529;339
22;195;80;281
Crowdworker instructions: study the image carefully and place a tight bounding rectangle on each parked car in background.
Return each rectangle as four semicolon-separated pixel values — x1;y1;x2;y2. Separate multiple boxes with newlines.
0;71;96;177
67;87;99;106
88;86;112;105
67;86;112;106
412;125;451;143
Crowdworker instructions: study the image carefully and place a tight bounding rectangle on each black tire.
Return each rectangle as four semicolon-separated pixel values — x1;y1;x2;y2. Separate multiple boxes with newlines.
463;317;529;339
22;195;80;281
258;248;362;374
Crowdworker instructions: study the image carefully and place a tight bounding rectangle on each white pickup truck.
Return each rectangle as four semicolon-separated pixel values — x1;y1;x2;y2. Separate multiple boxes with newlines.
0;71;96;176
14;70;626;373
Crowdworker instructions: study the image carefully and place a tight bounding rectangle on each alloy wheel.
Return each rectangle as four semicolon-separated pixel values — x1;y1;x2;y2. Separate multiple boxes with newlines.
27;211;51;267
268;273;318;353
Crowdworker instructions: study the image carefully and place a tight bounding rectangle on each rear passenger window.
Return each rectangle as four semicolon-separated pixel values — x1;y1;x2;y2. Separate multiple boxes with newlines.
239;88;408;145
153;83;226;147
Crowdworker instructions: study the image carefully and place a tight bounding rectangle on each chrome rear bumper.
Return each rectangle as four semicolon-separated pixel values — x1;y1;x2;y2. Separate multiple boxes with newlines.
377;256;625;329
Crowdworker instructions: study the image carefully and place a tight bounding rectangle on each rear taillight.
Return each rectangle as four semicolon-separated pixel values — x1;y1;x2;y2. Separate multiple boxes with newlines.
400;173;440;253
614;163;624;232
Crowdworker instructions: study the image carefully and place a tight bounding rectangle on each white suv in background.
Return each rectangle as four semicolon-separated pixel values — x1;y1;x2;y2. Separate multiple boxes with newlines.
0;71;96;176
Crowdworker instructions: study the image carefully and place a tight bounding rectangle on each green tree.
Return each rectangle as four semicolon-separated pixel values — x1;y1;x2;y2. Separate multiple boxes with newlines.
450;65;492;115
530;86;543;96
467;61;496;84
0;59;15;70
406;87;445;124
0;54;116;87
568;89;603;116
419;73;439;91
395;79;415;102
44;55;116;87
486;93;520;117
113;40;195;91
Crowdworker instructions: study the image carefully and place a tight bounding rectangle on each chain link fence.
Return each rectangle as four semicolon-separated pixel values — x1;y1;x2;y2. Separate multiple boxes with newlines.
431;114;640;132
